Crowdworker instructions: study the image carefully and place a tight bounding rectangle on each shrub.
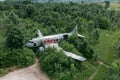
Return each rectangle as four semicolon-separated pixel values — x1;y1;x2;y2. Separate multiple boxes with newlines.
103;60;120;80
6;26;25;49
0;68;4;74
97;16;111;29
39;47;82;80
114;38;120;56
0;48;35;68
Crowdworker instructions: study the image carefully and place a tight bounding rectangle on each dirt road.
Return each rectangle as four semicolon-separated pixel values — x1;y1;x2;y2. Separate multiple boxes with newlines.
0;59;49;80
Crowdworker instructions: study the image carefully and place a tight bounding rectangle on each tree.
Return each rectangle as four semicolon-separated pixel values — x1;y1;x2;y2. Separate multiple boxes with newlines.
26;4;36;18
114;38;120;56
104;1;110;9
39;47;81;80
79;40;94;60
91;29;100;43
6;26;25;49
81;1;84;4
103;61;120;80
8;11;21;25
0;48;35;68
97;16;111;29
87;20;95;33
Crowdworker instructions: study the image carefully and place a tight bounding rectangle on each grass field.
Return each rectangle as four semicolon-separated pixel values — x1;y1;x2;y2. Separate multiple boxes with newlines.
95;30;120;64
109;3;120;8
109;3;120;10
92;29;120;80
78;29;120;80
76;29;120;80
100;2;120;10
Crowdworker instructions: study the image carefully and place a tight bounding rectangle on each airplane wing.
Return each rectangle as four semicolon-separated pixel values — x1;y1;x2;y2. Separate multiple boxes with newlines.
63;50;86;61
37;29;43;38
44;43;86;61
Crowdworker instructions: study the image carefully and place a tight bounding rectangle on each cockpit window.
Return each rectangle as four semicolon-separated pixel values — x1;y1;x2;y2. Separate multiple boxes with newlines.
28;41;33;43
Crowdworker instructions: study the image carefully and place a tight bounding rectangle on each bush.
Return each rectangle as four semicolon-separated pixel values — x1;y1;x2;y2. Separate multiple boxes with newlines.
0;68;4;74
103;60;120;80
79;40;94;60
0;48;35;68
64;35;94;60
39;47;82;80
97;16;111;29
114;38;120;56
6;26;25;49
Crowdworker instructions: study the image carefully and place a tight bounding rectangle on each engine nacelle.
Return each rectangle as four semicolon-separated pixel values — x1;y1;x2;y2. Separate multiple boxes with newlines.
39;47;45;52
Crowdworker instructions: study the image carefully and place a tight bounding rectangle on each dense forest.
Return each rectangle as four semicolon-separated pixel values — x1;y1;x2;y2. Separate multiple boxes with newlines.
0;1;120;80
12;0;120;3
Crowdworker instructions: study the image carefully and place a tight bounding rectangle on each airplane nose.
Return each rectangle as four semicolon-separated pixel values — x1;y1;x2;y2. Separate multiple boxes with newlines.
26;43;33;47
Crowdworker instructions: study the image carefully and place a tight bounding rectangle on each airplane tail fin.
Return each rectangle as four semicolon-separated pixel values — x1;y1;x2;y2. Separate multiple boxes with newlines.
71;25;85;38
37;29;43;38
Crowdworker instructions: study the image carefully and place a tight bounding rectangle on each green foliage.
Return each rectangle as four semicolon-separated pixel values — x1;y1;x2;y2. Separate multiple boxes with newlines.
97;16;111;29
60;40;79;54
104;1;110;9
6;26;25;49
87;20;95;33
8;11;21;25
79;40;94;60
66;35;94;60
0;68;4;74
0;48;35;68
26;4;36;18
114;38;120;56
0;1;120;79
91;29;100;44
66;34;78;47
39;47;82;80
103;60;120;80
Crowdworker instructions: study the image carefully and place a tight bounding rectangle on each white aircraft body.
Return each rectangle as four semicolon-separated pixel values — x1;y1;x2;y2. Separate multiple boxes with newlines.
26;26;86;61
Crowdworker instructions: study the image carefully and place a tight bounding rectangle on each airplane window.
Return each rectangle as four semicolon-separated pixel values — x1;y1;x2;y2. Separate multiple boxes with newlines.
63;34;68;39
28;41;33;43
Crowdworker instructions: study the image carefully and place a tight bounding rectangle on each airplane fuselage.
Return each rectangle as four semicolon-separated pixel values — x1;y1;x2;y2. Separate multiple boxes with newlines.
26;33;71;47
26;26;86;61
41;33;70;43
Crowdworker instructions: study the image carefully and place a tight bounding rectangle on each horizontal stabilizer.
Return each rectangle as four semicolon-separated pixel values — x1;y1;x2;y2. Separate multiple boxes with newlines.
77;32;85;38
71;25;85;38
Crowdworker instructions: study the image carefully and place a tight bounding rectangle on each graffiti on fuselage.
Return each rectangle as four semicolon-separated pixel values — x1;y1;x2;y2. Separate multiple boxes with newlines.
43;38;58;44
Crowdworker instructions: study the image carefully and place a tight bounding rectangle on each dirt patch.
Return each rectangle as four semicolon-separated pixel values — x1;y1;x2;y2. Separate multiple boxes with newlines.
0;59;49;80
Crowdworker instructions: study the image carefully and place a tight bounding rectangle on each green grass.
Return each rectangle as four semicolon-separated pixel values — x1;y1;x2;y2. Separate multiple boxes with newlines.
92;29;120;80
109;3;120;10
100;2;120;11
78;29;120;80
80;61;97;80
93;66;106;80
95;30;120;64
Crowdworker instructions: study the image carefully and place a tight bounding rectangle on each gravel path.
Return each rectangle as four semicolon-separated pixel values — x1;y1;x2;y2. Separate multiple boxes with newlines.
0;59;49;80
